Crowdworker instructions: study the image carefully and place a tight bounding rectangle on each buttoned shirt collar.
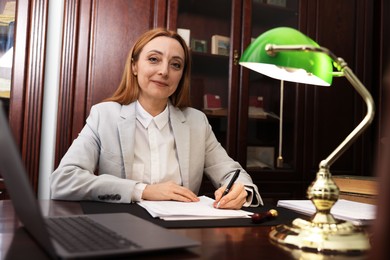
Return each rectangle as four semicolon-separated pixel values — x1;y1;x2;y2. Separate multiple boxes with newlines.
136;101;169;130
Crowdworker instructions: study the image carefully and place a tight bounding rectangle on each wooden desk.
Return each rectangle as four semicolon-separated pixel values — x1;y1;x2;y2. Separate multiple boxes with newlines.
0;200;371;259
0;199;296;259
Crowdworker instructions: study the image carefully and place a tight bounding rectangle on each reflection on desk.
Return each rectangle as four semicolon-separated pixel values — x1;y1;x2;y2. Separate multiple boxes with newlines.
0;199;371;259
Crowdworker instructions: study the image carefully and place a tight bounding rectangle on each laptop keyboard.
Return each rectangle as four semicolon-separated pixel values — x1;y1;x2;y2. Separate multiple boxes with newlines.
46;216;141;253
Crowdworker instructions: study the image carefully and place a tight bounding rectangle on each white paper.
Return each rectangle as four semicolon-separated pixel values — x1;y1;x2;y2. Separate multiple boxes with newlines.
277;199;376;226
138;196;253;221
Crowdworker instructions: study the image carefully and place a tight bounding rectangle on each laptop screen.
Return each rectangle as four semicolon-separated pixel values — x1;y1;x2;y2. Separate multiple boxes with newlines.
0;101;57;258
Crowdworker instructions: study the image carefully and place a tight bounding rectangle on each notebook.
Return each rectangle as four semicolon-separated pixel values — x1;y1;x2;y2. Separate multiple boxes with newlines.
0;101;200;259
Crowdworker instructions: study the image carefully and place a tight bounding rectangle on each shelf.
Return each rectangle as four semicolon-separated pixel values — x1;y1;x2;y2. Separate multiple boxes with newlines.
248;107;280;120
191;52;229;75
203;108;228;117
178;0;231;20
253;2;297;19
251;1;298;30
177;0;301;199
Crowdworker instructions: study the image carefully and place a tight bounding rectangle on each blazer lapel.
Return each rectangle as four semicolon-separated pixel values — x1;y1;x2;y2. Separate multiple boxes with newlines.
169;104;190;188
118;103;136;179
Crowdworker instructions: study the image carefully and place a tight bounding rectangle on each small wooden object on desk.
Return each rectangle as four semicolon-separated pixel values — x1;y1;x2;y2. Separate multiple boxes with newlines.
332;175;377;205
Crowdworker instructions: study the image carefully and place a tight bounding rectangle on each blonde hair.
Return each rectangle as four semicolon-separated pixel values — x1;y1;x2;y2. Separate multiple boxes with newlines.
104;28;192;108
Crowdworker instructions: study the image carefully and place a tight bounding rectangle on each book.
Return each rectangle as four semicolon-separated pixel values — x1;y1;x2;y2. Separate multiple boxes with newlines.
332;175;377;196
249;96;263;108
190;39;207;53
332;175;377;205
277;199;376;226
337;193;377;205
177;28;190;47
211;35;230;56
203;93;222;110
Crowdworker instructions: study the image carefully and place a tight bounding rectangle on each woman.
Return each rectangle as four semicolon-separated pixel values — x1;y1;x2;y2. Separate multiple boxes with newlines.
50;28;262;209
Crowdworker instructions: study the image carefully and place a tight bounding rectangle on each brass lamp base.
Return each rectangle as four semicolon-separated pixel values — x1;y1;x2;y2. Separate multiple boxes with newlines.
269;167;371;258
269;218;370;256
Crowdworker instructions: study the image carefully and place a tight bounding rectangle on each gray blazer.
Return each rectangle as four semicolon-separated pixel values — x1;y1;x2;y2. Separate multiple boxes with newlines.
50;101;262;205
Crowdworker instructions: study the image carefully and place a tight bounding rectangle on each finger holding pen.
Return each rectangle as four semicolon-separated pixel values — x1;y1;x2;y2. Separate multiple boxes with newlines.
213;169;245;209
214;183;247;209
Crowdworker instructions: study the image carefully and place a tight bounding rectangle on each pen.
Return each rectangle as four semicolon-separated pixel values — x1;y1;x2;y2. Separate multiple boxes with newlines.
217;169;241;208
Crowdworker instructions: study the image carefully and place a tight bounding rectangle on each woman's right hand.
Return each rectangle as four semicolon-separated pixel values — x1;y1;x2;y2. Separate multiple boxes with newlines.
141;181;200;202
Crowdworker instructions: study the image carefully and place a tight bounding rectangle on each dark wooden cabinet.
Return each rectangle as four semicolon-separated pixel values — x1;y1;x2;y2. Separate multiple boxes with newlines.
239;0;302;199
169;0;242;157
165;0;380;199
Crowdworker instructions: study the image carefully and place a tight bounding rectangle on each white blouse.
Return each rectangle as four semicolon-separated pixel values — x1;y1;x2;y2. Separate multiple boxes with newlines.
131;101;181;201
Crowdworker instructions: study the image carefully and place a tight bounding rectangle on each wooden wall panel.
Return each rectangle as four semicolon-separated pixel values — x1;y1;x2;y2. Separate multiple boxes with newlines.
7;0;48;194
55;0;167;166
302;0;375;182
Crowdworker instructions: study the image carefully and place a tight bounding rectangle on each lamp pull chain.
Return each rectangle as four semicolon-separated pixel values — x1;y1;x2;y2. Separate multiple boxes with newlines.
277;80;284;168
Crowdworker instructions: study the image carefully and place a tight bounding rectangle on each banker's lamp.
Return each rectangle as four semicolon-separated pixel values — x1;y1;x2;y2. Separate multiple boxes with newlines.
240;27;374;255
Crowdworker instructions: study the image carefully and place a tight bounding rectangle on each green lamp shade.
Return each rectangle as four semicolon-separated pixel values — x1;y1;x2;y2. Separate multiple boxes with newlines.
239;27;333;86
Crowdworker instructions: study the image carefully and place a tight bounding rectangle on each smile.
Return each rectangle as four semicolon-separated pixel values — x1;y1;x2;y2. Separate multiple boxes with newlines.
151;80;169;87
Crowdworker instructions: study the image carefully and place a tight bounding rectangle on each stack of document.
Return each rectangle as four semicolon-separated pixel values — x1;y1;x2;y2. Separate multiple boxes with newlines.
138;196;253;221
277;199;376;226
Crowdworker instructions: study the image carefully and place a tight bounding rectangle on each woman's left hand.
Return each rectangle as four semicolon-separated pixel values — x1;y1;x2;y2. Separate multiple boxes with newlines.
213;183;247;209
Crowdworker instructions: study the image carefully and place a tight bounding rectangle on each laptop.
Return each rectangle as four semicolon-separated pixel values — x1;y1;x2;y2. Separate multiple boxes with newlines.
0;101;200;259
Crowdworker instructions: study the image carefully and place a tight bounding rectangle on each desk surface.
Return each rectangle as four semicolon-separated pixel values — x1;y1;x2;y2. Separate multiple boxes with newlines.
1;200;373;259
0;199;298;259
